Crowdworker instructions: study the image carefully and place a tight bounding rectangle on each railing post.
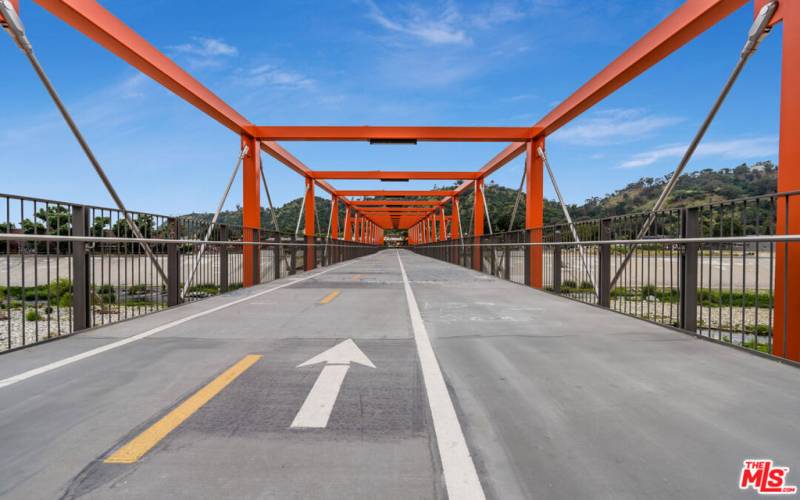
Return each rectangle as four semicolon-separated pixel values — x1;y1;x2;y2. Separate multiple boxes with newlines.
524;229;531;286
273;232;282;280
166;217;180;306
553;230;562;293
71;205;91;331
249;228;260;284
680;207;699;331
289;234;298;275
490;237;497;276
219;224;229;293
598;219;611;308
503;233;511;281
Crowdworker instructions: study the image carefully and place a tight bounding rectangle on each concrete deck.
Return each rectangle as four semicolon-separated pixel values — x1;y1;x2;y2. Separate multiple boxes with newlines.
0;250;797;499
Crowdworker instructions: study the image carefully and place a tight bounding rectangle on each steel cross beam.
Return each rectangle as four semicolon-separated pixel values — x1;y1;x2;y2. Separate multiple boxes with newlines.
248;126;540;142
309;171;480;180
443;0;751;205
30;0;339;197
336;190;456;197
349;200;441;206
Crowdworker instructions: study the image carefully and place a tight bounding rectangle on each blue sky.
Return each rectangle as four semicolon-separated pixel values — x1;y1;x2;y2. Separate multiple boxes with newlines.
0;0;782;215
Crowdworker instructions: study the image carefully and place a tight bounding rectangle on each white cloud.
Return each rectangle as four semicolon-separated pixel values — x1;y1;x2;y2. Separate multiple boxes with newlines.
619;136;778;169
555;108;682;145
235;64;315;89
167;37;238;69
364;0;471;45
472;1;525;29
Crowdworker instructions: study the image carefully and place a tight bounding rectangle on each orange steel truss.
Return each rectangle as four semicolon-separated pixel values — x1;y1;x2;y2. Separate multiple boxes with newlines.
26;0;797;359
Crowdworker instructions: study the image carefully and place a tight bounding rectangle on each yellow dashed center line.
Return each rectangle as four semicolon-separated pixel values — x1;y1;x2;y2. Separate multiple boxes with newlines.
319;289;341;304
104;354;262;464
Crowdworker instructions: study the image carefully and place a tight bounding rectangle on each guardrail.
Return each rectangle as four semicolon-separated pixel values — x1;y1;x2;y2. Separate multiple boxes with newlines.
412;192;798;361
1;193;378;353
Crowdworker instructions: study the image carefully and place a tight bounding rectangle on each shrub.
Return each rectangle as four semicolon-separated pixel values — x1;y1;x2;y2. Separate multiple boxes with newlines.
25;309;43;321
127;284;149;295
58;293;73;307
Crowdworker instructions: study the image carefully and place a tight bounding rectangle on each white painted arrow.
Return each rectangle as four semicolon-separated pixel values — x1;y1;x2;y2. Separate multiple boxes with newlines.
291;339;375;429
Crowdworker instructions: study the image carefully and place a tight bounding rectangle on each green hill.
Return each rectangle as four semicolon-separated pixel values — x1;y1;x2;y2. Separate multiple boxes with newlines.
183;161;777;234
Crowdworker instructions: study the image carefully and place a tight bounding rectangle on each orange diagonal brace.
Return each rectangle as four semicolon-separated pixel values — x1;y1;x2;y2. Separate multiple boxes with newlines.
34;0;253;135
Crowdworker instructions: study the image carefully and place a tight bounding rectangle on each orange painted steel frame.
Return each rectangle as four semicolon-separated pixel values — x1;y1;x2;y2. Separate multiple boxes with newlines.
526;140;544;288
31;0;797;359
773;0;799;360
249;126;539;142
304;177;315;271
310;171;480;180
242;135;261;287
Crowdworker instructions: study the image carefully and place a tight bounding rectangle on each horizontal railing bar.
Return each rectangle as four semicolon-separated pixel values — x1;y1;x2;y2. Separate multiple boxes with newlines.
412;234;800;248
0;233;378;247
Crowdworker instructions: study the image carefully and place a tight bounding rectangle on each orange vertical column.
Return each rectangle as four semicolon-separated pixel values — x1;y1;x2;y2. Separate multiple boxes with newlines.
439;207;447;241
451;197;461;239
526;139;544;288
774;1;800;361
330;196;339;239
304;177;315;271
473;178;485;271
343;206;352;240
242;135;261;287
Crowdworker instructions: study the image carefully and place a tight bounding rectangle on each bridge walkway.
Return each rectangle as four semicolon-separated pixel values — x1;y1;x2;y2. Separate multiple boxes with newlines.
0;250;797;499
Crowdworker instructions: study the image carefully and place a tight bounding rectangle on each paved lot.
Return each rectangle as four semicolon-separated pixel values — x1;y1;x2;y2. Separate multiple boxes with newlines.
0;250;797;499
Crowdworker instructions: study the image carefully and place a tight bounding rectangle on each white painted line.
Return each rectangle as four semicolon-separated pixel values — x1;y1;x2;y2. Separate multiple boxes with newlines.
0;261;356;390
291;339;375;429
396;251;486;500
291;365;350;429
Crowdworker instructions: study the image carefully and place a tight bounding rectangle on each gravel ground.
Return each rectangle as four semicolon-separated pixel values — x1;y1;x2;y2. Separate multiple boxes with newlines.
0;305;168;352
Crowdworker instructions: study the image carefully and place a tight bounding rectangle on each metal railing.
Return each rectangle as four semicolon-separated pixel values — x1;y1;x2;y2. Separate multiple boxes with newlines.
1;193;378;353
412;192;798;361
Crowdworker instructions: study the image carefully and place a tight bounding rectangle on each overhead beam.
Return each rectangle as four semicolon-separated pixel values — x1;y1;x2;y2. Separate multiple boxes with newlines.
336;190;456;197
535;0;749;137
310;170;480;180
259;142;338;196
248;126;539;142
31;0;346;200
350;200;441;206
446;0;749;206
34;0;252;135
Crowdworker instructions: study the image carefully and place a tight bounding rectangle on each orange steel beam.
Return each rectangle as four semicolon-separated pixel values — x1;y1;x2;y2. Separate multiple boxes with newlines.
248;126;540;142
773;1;799;361
336;190;456;197
33;0;253;135
358;208;432;212
447;0;750;205
350;200;441;206
536;0;750;137
260;142;338;195
526;139;544;288
242;135;261;287
310;171;480;180
30;1;342;198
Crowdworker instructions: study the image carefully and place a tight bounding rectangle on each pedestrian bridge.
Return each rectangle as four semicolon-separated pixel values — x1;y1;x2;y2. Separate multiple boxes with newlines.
1;1;800;499
0;250;797;499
